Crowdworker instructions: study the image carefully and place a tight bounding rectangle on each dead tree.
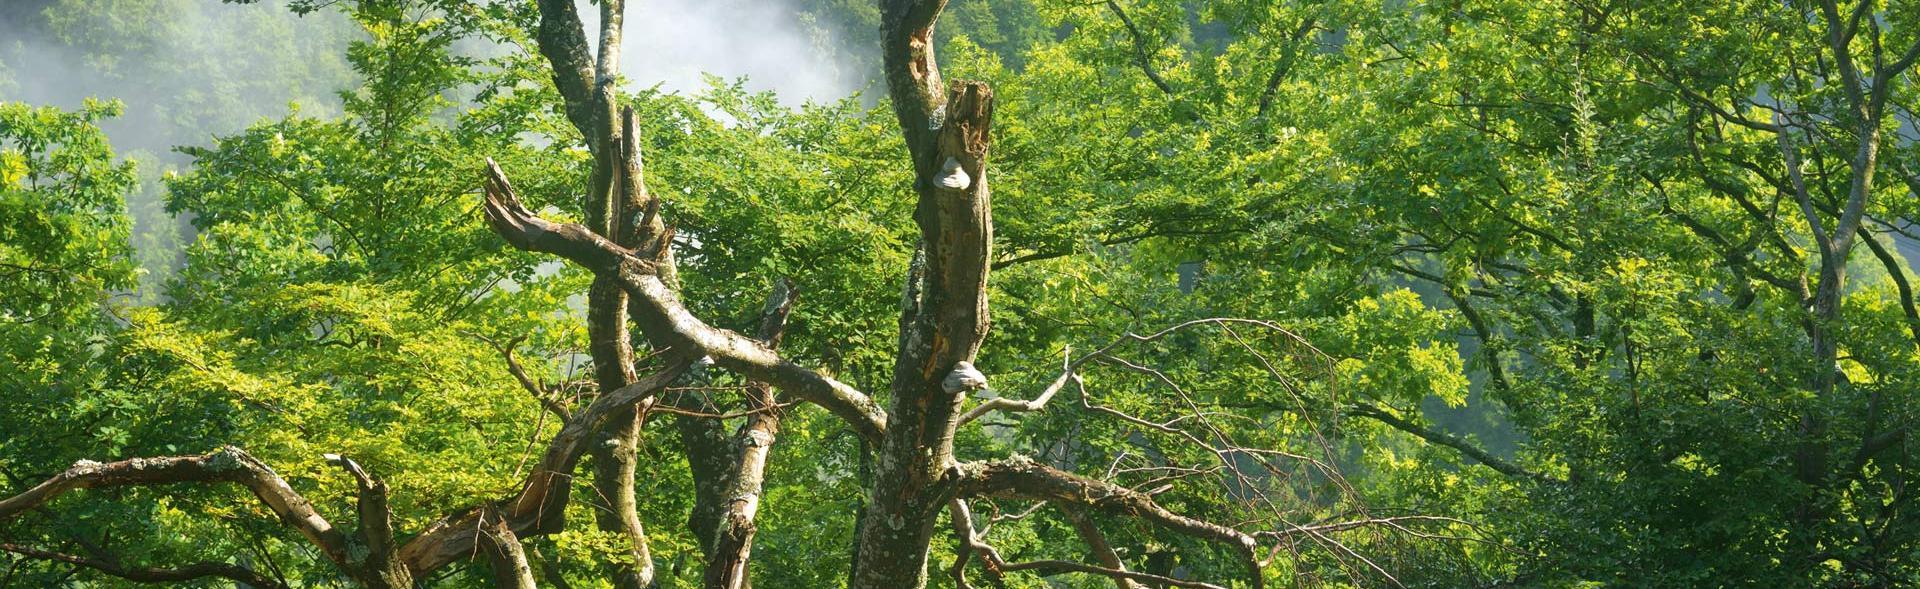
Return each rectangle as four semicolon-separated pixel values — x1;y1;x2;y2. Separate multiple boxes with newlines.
481;2;1440;587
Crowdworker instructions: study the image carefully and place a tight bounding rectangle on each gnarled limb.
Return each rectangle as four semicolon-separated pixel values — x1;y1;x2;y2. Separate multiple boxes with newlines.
0;449;344;560
0;447;415;587
480;160;887;444
0;543;285;589
533;0;597;139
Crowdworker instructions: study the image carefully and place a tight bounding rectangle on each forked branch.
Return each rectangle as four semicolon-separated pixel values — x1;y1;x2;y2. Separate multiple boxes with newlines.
480;159;888;443
947;498;1224;589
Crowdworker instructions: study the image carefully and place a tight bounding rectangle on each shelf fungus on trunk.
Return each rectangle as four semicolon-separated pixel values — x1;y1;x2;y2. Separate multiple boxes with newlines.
942;361;989;394
934;156;972;191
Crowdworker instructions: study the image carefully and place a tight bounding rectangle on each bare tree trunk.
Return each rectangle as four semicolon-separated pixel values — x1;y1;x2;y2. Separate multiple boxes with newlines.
850;2;997;586
531;0;667;584
684;283;795;589
482;510;539;589
701;388;778;589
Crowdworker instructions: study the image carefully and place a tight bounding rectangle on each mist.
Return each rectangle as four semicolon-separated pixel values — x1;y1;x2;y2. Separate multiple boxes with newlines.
584;0;866;105
0;0;356;157
1;0;861;300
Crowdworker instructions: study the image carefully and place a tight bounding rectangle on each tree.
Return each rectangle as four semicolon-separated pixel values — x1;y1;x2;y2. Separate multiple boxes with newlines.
483;1;1421;587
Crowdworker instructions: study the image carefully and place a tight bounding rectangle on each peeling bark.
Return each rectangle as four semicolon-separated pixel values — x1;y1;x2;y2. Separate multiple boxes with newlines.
481;509;539;589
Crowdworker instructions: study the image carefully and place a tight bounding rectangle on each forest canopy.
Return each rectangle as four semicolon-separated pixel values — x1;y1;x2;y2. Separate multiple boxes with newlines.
2;0;1919;587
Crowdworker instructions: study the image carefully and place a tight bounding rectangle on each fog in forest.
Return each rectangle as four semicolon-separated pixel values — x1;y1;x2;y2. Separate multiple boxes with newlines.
583;0;865;105
0;0;857;299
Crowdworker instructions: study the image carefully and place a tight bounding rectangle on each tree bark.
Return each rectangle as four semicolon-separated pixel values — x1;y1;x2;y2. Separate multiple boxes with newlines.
481;509;540;589
697;283;795;589
0;448;409;588
528;0;667;583
849;2;997;586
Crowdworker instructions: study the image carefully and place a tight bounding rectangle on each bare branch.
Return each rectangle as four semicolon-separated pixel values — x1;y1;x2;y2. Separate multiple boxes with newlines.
651;401;800;421
1815;0;1870;119
956;457;1263;588
0;448;351;568
479;160;888;443
957;347;1076;427
949;499;1223;589
1345;403;1546;482
1061;506;1143;589
475;333;572;420
0;543;286;589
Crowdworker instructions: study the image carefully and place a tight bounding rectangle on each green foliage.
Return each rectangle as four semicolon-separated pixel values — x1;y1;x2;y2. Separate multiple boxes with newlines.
5;0;1920;587
0;99;136;329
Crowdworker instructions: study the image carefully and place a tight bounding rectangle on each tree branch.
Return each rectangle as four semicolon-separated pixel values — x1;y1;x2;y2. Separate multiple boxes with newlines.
1255;18;1318;119
0;543;285;589
948;498;1225;589
1857;227;1920;344
479;160;888;444
1345;403;1544;481
956;347;1076;427
1061;506;1143;589
398;360;690;574
477;333;572;420
0;448;349;566
1104;1;1175;96
955;457;1263;589
0;447;434;586
324;454;410;587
